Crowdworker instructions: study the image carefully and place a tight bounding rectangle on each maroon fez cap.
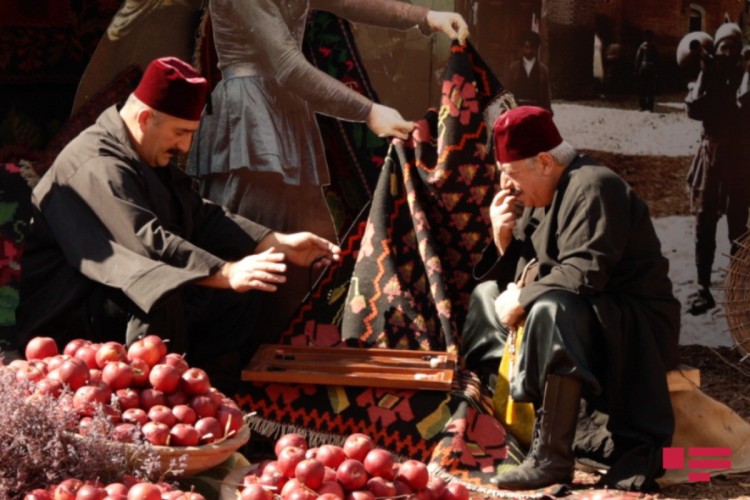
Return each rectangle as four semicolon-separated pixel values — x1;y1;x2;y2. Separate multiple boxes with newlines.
133;57;208;121
493;106;563;163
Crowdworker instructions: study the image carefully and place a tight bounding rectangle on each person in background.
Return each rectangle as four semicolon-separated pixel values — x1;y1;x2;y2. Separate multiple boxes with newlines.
503;30;552;112
16;57;340;390
187;0;469;339
685;23;750;315
634;29;658;112
461;106;680;492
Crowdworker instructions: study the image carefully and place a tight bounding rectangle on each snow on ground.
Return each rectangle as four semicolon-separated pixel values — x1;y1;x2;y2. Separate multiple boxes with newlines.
552;100;734;348
552;102;703;157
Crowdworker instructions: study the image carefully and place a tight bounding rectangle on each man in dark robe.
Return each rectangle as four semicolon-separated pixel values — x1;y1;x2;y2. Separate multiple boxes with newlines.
504;31;552;112
461;106;680;491
634;29;658;112
16;57;340;384
684;23;750;315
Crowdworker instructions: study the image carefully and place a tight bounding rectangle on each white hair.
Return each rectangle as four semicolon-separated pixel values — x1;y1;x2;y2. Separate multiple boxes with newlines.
547;140;578;167
524;140;577;168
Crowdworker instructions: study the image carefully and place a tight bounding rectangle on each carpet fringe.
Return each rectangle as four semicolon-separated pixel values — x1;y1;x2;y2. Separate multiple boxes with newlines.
427;463;558;499
247;416;347;448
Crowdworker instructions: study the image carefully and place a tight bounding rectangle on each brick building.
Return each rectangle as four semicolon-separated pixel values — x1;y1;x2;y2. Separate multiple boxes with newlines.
594;0;748;93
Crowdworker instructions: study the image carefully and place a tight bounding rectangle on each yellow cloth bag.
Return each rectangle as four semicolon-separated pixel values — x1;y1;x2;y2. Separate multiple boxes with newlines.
492;324;536;448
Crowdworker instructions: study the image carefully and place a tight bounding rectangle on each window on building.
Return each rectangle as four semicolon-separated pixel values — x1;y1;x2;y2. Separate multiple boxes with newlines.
689;4;705;32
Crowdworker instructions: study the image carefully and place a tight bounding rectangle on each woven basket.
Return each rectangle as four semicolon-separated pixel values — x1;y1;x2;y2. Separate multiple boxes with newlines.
723;231;750;358
125;424;251;478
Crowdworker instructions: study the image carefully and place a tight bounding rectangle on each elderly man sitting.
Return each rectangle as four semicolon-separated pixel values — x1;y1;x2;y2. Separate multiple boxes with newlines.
462;106;680;491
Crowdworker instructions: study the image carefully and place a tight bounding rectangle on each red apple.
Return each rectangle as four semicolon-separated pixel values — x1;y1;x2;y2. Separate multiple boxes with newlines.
426;476;447;498
217;405;243;436
25;336;58;360
336;459;368;491
56;478;83;498
169;423;200;446
258;471;286;492
126;483;161;500
139;388;166;410
129;358;150;386
439;482;470;500
75;344;101;369
315;444;347;469
317;495;341;500
363;448;394;479
114;388;140;411
56;358;90;390
285;489;317;500
73;385;109;416
277;446;306;478
165;389;189;408
111;423;138;443
45;354;70;372
127;339;161;368
195;416;223;444
104;483;128;497
317;480;345;498
162;353;189;375
366;477;398;498
63;338;89;356
274;433;309;457
122;408;149;426
74;484;105;500
262;461;283;477
88;368;102;385
95;341;128;368
35;377;63;397
24;488;52;500
142;421;170;446
189;394;217;418
239;484;273;500
345;491;375;500
149;364;180;393
142;335;168;358
180;367;211;395
393;479;413;497
172;404;198;425
15;364;44;383
342;433;375;462
101;361;133;390
148;404;177;427
395;460;429;491
294;458;325;490
279;479;305;497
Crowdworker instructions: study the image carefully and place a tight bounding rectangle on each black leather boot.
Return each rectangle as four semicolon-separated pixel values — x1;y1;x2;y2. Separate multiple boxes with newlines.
491;374;583;490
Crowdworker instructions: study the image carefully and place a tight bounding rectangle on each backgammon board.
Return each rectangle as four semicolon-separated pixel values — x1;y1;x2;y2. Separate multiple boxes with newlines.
242;345;457;391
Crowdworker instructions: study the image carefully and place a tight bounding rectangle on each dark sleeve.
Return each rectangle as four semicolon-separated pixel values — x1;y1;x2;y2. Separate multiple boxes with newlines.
228;0;372;121
188;191;272;262
685;68;718;120
518;174;630;308
473;240;520;284
46;160;230;313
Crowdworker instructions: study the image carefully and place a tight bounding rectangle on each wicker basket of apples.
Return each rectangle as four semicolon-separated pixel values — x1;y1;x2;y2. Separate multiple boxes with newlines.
19;335;250;477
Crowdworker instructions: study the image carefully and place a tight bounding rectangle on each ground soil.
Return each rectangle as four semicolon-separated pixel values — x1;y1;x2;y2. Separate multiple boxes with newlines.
561;95;750;499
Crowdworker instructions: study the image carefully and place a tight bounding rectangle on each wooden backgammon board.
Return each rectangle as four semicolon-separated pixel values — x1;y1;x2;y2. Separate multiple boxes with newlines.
242;345;457;391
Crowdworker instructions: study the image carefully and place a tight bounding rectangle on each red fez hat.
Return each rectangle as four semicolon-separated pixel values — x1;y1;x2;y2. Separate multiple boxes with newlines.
493;106;563;163
134;57;208;121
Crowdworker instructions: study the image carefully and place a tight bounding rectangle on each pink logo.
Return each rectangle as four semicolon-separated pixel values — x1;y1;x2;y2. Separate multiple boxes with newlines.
663;447;732;482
